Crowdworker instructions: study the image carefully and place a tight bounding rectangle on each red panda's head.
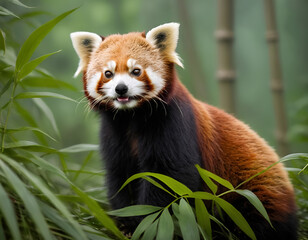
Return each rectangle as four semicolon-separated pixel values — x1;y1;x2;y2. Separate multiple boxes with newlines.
70;23;183;110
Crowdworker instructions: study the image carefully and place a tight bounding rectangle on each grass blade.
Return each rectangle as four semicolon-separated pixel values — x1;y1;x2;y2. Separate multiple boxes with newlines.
156;208;174;240
0;183;21;240
9;0;33;8
0;160;53;240
15;8;77;72
108;205;162;217
21;76;77;90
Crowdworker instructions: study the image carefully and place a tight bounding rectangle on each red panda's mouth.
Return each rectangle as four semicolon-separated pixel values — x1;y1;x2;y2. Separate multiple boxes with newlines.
116;97;130;103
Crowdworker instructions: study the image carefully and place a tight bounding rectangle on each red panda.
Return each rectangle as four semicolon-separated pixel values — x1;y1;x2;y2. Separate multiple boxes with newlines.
70;23;297;239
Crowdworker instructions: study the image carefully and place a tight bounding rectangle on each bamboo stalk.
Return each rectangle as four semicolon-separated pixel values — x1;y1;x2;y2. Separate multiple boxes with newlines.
263;0;289;156
177;0;207;101
215;0;236;114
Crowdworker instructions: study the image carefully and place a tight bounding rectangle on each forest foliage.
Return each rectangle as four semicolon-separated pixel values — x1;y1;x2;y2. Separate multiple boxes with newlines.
0;1;308;239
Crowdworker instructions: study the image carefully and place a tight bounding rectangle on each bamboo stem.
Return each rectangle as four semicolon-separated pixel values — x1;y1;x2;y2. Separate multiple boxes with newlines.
177;0;207;101
215;0;236;114
263;0;289;156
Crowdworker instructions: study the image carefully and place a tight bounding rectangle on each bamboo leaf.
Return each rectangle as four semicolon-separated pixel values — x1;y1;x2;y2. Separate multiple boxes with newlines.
195;199;212;240
15;91;76;102
0;29;5;54
9;0;33;8
156;208;174;240
2;126;56;141
0;160;53;240
132;212;160;240
141;220;158;240
175;199;200;240
235;189;272;228
214;197;256;240
71;185;126;240
33;98;60;137
17;51;61;81
119;172;192;197
21;76;77;90
1;154;87;240
188;191;216;200
196;165;218;194
15;8;77;72
108;205;162;217
0;183;21;240
0;78;13;98
4;140;57;153
60;144;99;153
196;165;233;190
0;6;20;18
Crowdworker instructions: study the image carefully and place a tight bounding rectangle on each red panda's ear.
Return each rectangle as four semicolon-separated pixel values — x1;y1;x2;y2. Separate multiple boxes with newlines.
70;32;103;77
146;23;183;68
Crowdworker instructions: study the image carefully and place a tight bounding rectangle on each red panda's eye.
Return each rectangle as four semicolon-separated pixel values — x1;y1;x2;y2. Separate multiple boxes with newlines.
104;70;113;79
131;68;141;77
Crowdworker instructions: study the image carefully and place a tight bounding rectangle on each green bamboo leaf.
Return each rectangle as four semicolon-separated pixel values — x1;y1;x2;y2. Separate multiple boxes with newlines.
108;205;162;217
0;160;53;240
39;201;85;240
0;29;5;54
21;76;77;90
141;220;158;240
156;208;174;240
188;191;216;200
33;98;60;137
17;51;61;81
174;199;200;240
71;185;126;240
119;172;192;197
196;165;234;190
0;78;13;98
214;197;256;240
0;6;20;18
0;183;21;240
9;0;33;8
132;212;160;240
195;199;212;240
15;91;76;102
1;154;87;240
73;151;94;181
4;140;57;153
234;189;272;227
60;144;99;153
13;101;47;144
196;165;218;194
15;8;77;72
2;126;56;141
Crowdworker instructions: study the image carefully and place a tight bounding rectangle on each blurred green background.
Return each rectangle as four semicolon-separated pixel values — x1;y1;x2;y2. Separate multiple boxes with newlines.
3;0;308;153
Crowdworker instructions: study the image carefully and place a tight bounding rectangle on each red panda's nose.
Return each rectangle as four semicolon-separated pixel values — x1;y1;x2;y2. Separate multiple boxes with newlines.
115;83;128;95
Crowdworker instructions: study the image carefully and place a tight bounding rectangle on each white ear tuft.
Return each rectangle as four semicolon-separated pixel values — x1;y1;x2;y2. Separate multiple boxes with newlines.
70;32;103;77
146;22;183;68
